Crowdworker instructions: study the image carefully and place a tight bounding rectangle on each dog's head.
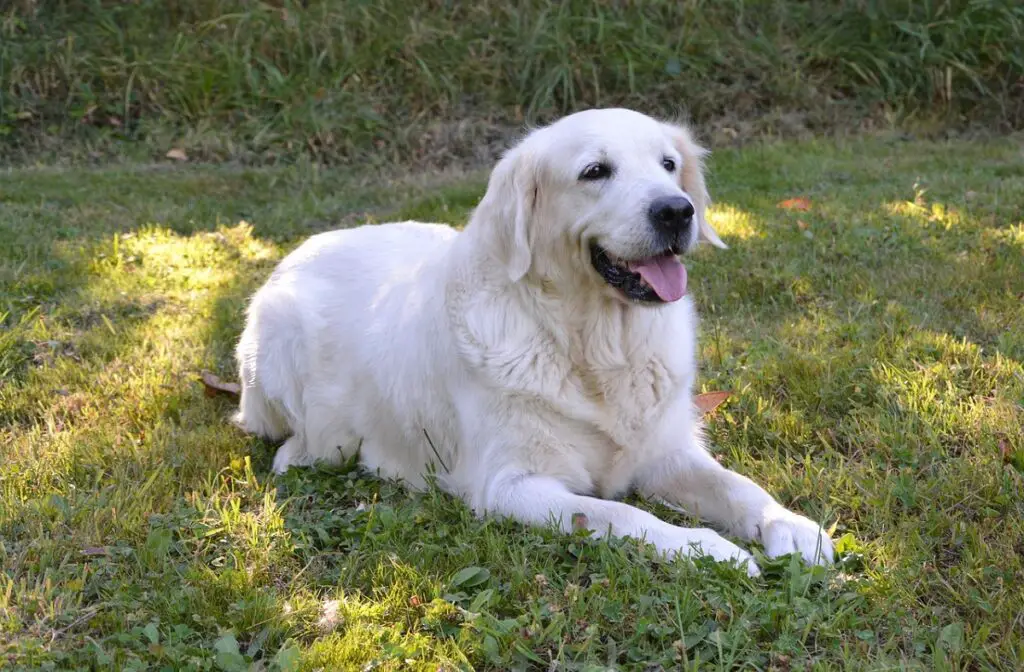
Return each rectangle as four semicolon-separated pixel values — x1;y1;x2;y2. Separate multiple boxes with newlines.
474;108;726;305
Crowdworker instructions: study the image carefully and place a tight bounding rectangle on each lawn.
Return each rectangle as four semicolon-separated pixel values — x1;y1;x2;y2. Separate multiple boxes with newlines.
2;135;1023;670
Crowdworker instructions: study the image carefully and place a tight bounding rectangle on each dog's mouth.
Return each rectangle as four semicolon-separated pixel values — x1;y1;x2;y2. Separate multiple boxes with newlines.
589;243;688;303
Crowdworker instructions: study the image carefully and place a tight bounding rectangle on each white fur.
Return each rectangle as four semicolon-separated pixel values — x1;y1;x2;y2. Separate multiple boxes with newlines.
234;108;833;575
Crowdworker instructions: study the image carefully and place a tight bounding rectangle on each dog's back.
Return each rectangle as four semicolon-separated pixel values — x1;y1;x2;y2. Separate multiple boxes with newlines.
235;221;462;480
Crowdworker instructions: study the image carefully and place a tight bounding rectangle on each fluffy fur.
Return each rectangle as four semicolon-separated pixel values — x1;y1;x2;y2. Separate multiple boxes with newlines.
234;108;833;575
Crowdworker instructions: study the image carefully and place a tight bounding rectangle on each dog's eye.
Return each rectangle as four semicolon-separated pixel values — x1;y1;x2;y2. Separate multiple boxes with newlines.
579;163;612;181
662;157;676;172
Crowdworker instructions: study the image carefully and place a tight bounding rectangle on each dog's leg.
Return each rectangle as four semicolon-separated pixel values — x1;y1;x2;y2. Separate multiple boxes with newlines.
637;442;834;566
483;472;760;575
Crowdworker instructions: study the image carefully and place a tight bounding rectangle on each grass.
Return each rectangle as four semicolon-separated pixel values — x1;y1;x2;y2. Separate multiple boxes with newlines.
2;0;1023;165
1;134;1024;670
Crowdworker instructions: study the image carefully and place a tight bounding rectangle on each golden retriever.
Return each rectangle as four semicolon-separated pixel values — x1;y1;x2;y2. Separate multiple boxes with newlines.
234;108;834;575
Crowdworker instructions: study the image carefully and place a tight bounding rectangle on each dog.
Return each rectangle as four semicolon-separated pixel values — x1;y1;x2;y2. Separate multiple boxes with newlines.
234;108;834;575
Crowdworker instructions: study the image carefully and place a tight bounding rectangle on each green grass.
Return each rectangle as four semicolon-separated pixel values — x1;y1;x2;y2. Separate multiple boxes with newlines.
2;0;1023;164
2;135;1024;670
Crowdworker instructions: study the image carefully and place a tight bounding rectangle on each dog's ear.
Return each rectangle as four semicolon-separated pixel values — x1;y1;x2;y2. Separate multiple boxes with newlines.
663;122;727;249
478;147;539;282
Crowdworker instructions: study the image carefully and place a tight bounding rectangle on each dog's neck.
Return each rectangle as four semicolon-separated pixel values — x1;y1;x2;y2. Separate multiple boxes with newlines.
539;276;667;346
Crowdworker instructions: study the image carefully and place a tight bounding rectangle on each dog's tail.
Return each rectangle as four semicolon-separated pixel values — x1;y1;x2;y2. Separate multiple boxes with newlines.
233;310;295;441
233;375;291;441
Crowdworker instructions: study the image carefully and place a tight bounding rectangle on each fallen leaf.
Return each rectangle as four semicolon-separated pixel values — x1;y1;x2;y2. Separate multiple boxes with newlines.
571;512;589;531
200;370;241;397
694;391;732;415
778;197;811;211
1000;438;1010;463
81;547;108;557
165;148;188;161
796;219;809;230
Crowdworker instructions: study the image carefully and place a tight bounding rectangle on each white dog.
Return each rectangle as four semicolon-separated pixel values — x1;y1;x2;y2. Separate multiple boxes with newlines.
234;108;833;575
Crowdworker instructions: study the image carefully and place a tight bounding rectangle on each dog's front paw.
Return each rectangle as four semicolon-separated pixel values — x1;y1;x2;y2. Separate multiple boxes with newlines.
272;436;310;474
664;528;761;577
759;506;834;566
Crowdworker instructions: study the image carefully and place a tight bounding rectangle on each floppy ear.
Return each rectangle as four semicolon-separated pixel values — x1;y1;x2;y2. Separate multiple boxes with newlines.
663;122;727;249
477;147;539;281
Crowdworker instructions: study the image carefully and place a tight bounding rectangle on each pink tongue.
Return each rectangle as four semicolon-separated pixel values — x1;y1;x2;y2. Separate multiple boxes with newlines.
627;253;687;302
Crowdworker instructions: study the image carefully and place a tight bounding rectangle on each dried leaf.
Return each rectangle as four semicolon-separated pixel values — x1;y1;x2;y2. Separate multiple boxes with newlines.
81;547;108;557
778;197;811;211
694;391;732;415
796;219;809;230
772;652;792;671
571;512;589;531
200;370;241;397
165;148;188;161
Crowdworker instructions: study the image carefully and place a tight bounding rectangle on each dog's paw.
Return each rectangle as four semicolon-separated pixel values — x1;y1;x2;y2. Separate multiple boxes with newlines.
272;437;309;474
664;528;761;577
759;506;834;566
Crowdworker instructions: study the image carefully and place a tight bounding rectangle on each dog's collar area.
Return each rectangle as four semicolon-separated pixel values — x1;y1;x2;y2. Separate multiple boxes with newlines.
590;242;671;304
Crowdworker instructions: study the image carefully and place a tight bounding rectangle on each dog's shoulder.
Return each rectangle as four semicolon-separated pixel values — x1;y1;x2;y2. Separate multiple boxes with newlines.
447;275;576;401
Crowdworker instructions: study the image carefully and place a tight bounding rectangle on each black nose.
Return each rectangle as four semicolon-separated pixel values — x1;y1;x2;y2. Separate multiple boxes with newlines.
648;195;695;237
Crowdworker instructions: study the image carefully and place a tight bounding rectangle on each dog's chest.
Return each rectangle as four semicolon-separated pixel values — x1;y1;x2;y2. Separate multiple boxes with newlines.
454;288;690;491
540;360;678;498
517;337;677;494
582;356;674;422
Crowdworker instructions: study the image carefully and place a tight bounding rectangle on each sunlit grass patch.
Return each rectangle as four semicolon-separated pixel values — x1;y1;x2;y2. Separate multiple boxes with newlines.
706;204;762;242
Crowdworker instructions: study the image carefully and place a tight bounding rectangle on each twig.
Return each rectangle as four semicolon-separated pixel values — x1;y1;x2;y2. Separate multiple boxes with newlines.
422;429;450;474
50;606;101;642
